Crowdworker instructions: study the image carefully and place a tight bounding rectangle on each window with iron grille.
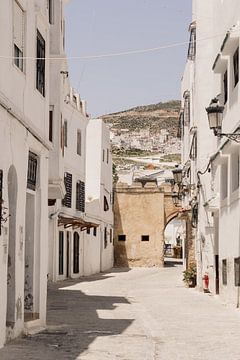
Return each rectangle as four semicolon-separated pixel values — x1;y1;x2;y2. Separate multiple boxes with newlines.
76;180;85;212
233;47;239;87
222;259;227;285
183;93;190;126
0;170;3;235
188;27;196;61
234;257;240;286
36;30;45;96
62;172;72;208
27;152;38;191
104;195;109;211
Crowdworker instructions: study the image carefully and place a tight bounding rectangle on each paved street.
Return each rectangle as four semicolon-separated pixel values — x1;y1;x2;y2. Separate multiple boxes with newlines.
1;263;240;359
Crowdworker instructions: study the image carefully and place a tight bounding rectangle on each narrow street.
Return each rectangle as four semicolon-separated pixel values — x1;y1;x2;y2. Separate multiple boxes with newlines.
1;264;240;360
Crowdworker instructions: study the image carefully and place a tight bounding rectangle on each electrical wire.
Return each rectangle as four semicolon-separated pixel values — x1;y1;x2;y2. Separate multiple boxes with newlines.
0;29;237;61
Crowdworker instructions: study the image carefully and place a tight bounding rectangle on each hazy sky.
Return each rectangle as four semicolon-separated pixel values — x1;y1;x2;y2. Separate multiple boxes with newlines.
65;0;192;117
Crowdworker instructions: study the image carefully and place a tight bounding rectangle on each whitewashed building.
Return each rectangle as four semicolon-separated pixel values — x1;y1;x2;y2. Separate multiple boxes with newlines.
0;0;53;348
181;0;240;306
85;119;114;274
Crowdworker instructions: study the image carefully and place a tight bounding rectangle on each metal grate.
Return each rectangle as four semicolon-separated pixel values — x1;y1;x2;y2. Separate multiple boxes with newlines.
27;152;38;191
36;30;45;96
76;180;85;212
222;259;227;285
62;172;72;208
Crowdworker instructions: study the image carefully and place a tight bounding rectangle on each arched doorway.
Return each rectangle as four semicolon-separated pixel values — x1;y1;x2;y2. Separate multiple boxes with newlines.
7;165;18;327
164;214;185;267
73;232;80;274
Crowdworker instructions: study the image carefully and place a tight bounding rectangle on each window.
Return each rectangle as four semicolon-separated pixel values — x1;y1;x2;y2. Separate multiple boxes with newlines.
223;70;228;104
233;48;239;87
183;92;190;126
189;132;197;160
77;130;81;155
13;1;24;71
73;232;80;274
86;228;90;235
59;231;64;275
107;149;109;164
104;227;107;248
104;196;109;211
178;110;184;139
141;235;149;242
49;106;53;142
231;152;239;192
48;0;54;24
62;172;72;208
27;152;38;191
64;120;67;147
110;228;113;243
118;235;126;242
36;31;45;96
102;149;105;162
93;227;97;237
76;180;85;212
188;25;196;60
222;259;227;285
234;257;240;286
221;162;228;200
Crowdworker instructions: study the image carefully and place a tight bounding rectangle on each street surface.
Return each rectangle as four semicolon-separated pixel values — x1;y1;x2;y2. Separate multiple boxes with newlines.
1;262;240;359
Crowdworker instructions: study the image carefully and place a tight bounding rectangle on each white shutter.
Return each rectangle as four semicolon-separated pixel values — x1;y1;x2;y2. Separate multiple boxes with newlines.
13;1;24;51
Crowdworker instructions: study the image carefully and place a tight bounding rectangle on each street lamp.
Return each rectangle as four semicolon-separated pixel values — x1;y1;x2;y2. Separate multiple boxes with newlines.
172;167;183;185
206;98;240;142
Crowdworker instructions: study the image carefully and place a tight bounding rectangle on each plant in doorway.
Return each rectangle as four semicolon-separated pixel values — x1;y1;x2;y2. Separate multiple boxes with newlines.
183;265;197;288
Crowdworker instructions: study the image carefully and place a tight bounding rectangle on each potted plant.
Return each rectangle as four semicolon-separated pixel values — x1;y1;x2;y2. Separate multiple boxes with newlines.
183;265;197;288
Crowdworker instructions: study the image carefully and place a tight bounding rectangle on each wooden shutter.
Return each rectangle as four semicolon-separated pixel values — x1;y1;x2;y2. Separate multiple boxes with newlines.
62;172;72;208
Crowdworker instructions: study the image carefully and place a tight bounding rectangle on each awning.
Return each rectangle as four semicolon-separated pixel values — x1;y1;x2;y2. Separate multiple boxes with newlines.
58;215;99;231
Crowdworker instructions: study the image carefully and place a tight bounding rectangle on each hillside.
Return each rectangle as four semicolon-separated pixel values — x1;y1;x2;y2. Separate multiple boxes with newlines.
102;100;181;136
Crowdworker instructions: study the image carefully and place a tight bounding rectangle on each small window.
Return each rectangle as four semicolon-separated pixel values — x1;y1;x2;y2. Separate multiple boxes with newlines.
48;0;54;24
102;149;105;162
49;106;53;142
223;70;228;104
222;259;227;285
77;130;81;155
104;227;107;248
231;152;239;192
141;235;149;242
234;257;240;286
62;172;72;208
93;227;97;237
188;26;196;60
183;92;190;126
104;196;109;211
233;47;239;87
107;149;109;164
118;235;126;242
64;120;67;147
110;228;113;243
87;227;90;235
36;31;45;96
27;152;38;191
13;1;24;72
221;162;228;200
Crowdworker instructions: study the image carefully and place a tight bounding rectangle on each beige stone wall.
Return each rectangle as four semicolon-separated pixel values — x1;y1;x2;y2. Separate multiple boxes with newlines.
114;182;165;267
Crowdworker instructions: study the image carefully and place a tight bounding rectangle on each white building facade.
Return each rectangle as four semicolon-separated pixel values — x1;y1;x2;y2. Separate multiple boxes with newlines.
85;119;114;274
181;0;240;306
0;0;53;348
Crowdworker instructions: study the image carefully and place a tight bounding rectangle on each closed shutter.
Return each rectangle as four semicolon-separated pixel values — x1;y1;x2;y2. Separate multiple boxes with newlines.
76;181;85;212
13;1;24;51
62;173;72;208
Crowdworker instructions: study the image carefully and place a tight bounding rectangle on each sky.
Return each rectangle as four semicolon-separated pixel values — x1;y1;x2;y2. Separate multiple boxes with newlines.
65;0;192;117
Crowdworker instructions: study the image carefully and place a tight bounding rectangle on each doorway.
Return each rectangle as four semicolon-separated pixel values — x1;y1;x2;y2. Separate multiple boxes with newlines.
73;232;80;274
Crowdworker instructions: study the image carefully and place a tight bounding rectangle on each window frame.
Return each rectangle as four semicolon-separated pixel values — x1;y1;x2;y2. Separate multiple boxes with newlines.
36;30;45;97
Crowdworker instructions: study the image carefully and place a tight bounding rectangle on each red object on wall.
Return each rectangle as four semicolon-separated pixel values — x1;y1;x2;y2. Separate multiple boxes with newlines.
203;273;209;289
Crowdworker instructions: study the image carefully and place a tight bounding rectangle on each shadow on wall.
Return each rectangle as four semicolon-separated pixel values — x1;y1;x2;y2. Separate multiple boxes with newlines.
0;273;133;359
113;192;129;268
